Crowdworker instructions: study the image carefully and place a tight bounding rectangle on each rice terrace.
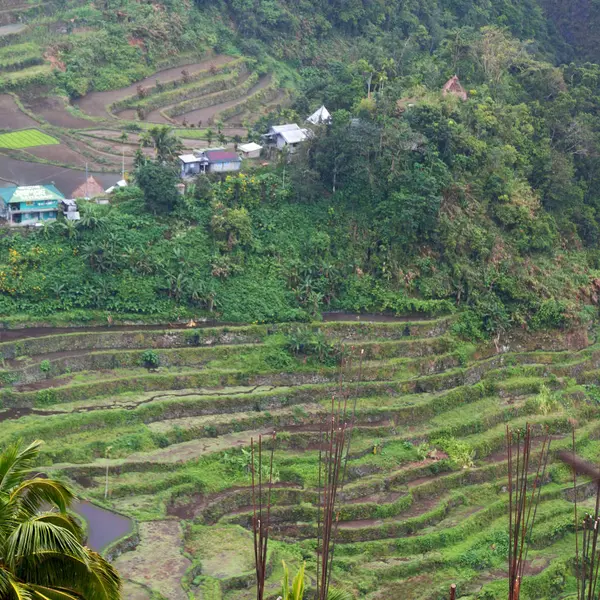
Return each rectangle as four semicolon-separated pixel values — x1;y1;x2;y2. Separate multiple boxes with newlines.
0;313;595;599
0;128;58;149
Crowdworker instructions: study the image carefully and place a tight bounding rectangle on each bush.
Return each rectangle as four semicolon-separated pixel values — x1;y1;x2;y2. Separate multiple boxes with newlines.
141;350;160;369
431;436;475;468
39;359;51;374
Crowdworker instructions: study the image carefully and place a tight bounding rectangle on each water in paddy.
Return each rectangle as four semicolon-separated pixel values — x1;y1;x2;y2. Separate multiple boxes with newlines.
74;501;133;551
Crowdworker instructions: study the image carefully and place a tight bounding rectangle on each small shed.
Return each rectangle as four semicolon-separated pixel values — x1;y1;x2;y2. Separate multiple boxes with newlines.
238;142;262;159
442;76;468;101
306;105;331;125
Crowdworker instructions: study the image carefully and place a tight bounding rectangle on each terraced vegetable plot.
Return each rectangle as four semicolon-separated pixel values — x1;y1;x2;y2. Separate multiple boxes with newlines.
0;127;58;148
0;318;596;599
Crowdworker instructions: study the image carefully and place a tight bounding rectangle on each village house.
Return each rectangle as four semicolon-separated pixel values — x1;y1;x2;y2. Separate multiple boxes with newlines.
238;142;262;159
263;124;310;152
179;149;242;178
0;184;63;226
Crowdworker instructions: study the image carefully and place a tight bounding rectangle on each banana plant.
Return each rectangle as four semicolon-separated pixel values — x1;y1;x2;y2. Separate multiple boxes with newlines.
280;560;305;600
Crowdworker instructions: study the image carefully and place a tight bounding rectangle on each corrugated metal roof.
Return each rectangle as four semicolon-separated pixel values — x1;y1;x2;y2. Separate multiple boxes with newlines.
179;154;200;163
0;185;64;204
270;124;300;134
205;150;241;163
280;129;309;144
238;142;262;152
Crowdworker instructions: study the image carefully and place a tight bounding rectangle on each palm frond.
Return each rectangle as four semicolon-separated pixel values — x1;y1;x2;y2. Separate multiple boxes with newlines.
12;479;75;516
327;588;354;600
0;565;33;600
7;521;87;570
31;513;82;540
0;441;121;600
0;441;43;496
27;584;83;600
19;551;121;600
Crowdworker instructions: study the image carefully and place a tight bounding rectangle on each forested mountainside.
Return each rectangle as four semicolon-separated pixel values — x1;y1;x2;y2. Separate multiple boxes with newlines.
2;0;600;336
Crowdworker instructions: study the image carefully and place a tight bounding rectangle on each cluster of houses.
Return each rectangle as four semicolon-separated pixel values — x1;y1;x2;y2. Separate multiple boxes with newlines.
0;81;466;227
178;105;331;178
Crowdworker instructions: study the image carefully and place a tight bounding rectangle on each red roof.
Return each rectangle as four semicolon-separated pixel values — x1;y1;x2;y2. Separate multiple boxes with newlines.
205;150;240;163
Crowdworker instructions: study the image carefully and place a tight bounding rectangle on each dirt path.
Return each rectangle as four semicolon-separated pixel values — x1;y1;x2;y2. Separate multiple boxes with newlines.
75;56;234;118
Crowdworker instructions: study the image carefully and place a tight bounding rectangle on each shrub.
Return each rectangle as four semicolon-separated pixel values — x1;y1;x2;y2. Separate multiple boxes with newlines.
431;436;475;468
527;384;559;415
141;350;160;369
39;359;51;374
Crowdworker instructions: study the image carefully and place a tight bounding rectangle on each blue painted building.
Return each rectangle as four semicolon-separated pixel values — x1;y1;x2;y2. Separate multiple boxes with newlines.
0;184;64;226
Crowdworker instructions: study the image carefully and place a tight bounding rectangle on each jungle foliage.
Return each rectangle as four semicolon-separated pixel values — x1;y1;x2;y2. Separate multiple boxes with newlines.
3;0;600;334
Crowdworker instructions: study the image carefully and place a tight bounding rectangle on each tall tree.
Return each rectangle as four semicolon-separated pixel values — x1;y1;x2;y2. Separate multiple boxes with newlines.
0;440;121;599
135;160;181;214
140;126;183;164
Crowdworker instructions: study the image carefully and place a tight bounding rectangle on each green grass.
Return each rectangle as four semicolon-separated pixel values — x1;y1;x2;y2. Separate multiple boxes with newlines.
0;128;59;149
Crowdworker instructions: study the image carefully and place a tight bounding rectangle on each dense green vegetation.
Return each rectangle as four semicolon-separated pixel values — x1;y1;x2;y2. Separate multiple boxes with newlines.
2;0;600;333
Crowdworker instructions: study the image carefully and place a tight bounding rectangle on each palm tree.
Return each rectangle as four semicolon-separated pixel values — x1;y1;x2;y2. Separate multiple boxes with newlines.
140;125;183;164
0;440;121;599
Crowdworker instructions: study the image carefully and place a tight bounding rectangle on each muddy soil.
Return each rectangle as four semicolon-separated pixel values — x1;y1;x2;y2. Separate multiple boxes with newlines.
0;94;39;129
75;56;235;118
24;95;96;129
25;143;87;166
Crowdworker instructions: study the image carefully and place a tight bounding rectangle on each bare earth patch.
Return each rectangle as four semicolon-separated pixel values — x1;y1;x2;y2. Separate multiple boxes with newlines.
114;521;190;600
0;94;39;129
121;581;152;600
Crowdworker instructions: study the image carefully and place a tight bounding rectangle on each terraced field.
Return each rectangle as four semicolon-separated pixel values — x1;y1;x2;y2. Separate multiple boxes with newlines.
0;36;286;183
0;316;595;599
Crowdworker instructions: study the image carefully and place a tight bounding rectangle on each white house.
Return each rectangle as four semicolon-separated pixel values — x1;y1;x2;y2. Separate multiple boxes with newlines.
238;142;262;159
306;105;331;125
179;149;242;177
263;124;310;152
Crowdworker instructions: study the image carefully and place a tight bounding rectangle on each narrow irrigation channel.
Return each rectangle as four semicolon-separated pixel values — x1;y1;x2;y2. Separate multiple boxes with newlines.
0;312;434;341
